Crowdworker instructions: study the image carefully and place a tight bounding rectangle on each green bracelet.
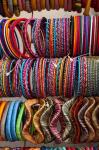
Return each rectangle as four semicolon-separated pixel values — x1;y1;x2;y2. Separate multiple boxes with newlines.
16;103;25;141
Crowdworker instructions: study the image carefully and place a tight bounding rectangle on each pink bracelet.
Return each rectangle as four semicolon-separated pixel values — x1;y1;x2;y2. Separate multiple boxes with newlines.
23;19;38;57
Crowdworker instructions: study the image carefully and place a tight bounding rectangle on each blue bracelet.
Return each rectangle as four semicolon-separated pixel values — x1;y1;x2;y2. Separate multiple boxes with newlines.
53;18;57;57
46;19;50;57
10;100;22;141
5;101;16;141
20;59;27;97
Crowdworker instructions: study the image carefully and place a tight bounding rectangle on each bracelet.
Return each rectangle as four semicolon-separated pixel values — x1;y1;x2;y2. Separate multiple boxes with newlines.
13;0;20;16
62;98;75;142
46;0;50;11
24;19;38;57
49;19;54;57
4;18;17;58
33;99;45;144
36;0;41;11
0;0;5;17
50;98;64;143
55;0;59;10
31;0;37;10
84;97;96;142
40;97;54;143
73;97;83;143
0;101;8;140
41;0;45;9
11;101;22;141
5;101;16;141
10;18;29;58
18;0;23;11
0;19;14;58
92;102;99;141
1;102;11;140
22;99;39;144
64;0;67;10
25;0;32;13
3;0;13;17
67;0;72;11
8;0;13;13
50;0;54;9
16;103;25;141
22;0;26;10
59;0;64;8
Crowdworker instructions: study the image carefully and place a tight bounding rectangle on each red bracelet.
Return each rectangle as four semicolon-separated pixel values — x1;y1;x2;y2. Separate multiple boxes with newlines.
4;18;16;58
23;19;38;57
10;18;30;58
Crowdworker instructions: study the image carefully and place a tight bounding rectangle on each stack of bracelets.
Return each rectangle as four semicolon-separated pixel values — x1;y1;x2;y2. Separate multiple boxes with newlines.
0;0;97;17
1;16;99;59
0;147;99;150
0;0;99;148
0;97;99;144
1;57;99;98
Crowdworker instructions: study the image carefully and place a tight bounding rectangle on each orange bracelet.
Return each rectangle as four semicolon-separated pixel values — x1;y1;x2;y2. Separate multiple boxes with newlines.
31;0;37;10
22;99;39;144
73;16;77;57
50;0;55;9
59;0;64;8
0;101;8;140
41;0;45;9
33;99;45;144
5;18;21;58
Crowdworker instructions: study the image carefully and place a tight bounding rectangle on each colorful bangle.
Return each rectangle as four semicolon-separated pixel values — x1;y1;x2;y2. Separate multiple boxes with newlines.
1;102;11;140
16;103;25;141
